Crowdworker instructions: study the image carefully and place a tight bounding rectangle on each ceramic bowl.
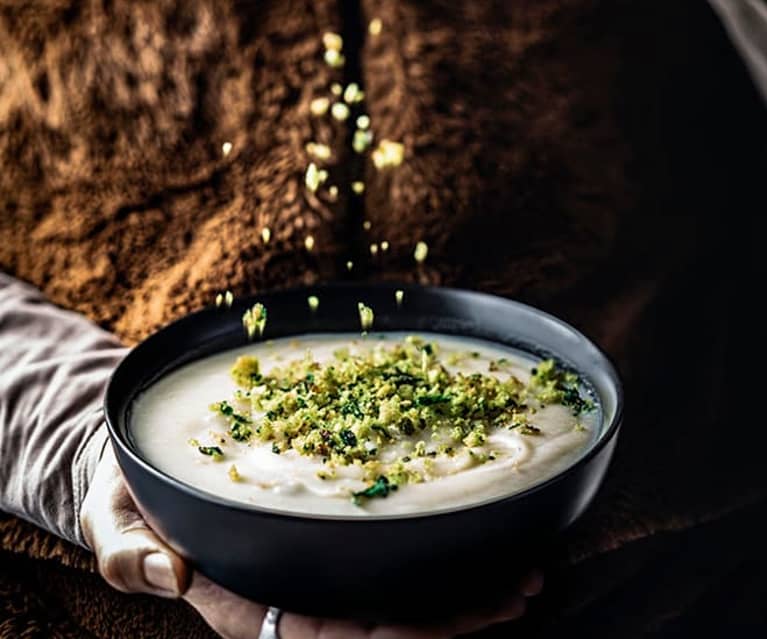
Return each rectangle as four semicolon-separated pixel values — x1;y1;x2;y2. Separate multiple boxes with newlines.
104;283;623;621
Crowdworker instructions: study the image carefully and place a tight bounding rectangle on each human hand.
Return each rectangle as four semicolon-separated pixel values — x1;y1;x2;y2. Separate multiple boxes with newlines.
81;443;543;638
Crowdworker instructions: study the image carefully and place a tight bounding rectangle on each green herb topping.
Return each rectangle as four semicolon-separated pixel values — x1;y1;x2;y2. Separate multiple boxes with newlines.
198;446;224;459
529;359;594;414
208;336;593;505
210;400;253;442
352;475;397;504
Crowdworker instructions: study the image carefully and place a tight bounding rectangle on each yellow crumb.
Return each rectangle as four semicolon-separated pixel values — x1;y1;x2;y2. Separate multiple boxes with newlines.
310;97;330;116
414;241;429;263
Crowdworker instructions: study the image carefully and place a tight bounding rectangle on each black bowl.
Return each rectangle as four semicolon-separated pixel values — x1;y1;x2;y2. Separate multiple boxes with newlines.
105;283;623;622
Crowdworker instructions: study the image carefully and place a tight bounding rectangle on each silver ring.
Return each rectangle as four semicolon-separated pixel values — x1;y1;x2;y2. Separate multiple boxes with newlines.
258;606;283;639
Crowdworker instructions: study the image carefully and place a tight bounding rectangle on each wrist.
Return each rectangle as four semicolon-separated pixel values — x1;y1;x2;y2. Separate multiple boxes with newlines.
74;419;110;549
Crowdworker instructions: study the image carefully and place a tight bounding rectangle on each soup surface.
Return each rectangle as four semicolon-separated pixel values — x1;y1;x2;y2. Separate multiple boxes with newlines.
131;332;599;516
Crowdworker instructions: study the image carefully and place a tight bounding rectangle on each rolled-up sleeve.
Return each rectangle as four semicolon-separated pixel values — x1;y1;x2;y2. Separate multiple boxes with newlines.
0;273;128;547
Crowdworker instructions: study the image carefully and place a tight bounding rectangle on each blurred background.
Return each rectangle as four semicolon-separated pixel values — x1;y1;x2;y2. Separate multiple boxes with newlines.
1;1;764;636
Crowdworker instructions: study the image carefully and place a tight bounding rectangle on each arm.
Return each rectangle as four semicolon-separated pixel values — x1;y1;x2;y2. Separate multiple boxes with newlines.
0;272;127;546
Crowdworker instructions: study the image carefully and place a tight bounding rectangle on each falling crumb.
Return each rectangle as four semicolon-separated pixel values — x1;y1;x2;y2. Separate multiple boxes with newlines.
395;289;404;305
305;142;331;160
414;240;429;263
308;295;320;312
323;32;343;51
305;162;328;192
352;181;365;194
242;302;267;339
328;185;339;201
324;49;345;68
331;102;350;121
222;141;232;157
353;129;373;153
369;18;383;36
346;260;354;271
306;163;320;191
356;114;370;130
261;227;271;244
363;220;372;231
228;465;242;482
331;83;343;96
216;290;234;307
310;97;330;116
344;83;364;104
370;243;379;256
372;139;405;169
358;302;374;332
381;241;390;252
305;235;315;251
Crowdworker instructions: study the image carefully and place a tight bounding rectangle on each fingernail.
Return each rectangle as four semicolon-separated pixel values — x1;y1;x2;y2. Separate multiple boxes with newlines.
143;552;179;595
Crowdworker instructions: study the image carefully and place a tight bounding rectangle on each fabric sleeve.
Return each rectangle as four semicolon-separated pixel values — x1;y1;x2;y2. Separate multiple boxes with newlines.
709;0;767;104
0;273;128;547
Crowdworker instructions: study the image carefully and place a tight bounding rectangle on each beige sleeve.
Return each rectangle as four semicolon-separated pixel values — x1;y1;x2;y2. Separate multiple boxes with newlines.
0;273;128;547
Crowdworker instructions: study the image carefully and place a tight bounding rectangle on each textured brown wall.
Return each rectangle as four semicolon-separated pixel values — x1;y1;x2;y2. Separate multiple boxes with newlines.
0;0;640;348
1;0;347;344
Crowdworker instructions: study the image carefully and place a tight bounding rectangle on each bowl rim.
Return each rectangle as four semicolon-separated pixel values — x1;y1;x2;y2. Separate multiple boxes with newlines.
105;281;624;523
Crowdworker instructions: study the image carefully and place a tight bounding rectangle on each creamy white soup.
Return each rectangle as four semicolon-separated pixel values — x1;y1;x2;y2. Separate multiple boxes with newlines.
131;333;598;516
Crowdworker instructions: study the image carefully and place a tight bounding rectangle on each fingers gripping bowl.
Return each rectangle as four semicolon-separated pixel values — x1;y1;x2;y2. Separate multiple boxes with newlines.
105;284;623;621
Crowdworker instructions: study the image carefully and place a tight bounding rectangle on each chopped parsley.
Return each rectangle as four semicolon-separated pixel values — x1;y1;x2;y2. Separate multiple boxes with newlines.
340;429;358;447
198;446;224;459
210;400;253;441
415;393;450;407
352;475;397;505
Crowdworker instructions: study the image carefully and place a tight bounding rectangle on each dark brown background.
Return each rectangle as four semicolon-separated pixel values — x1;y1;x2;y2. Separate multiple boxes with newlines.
1;0;765;636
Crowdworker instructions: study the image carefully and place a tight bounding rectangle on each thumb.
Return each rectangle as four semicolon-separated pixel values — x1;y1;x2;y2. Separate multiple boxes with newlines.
80;443;190;598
